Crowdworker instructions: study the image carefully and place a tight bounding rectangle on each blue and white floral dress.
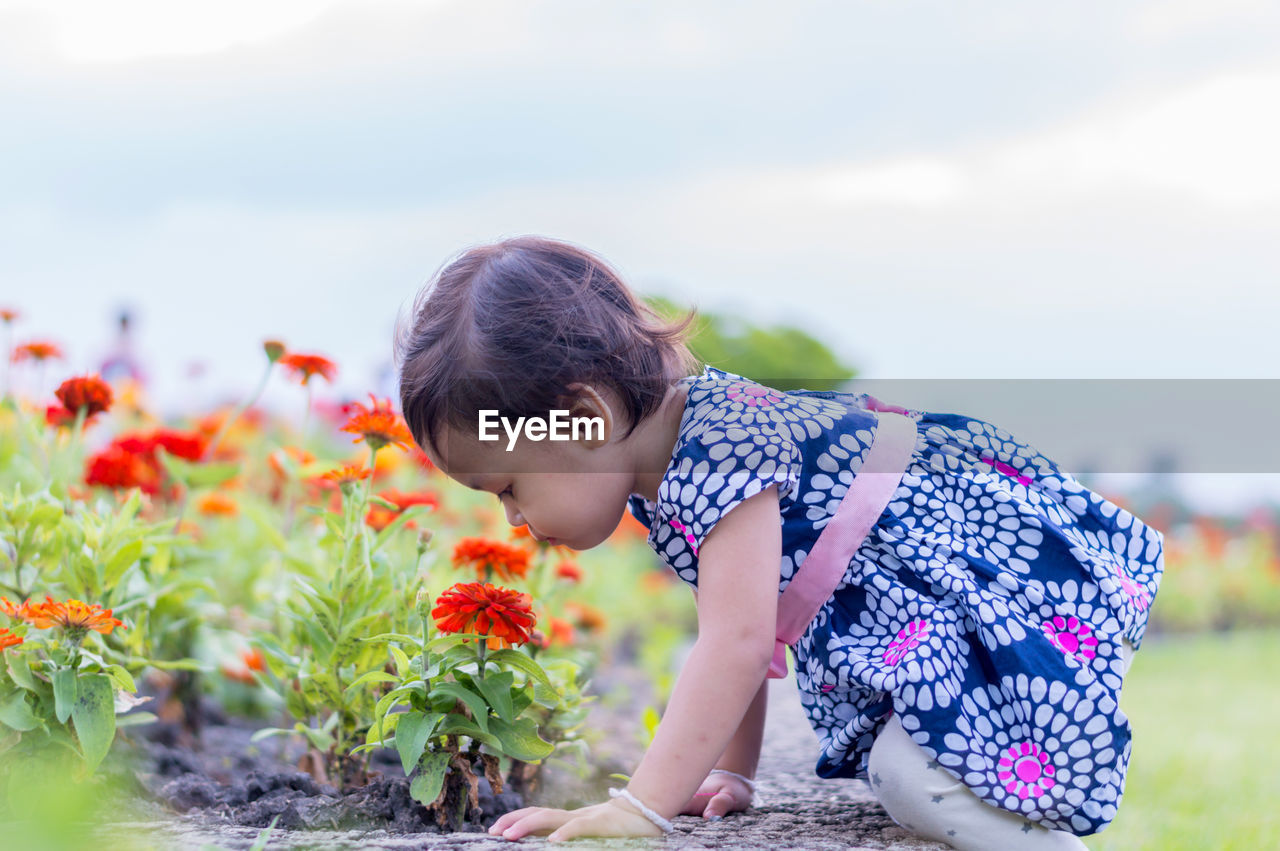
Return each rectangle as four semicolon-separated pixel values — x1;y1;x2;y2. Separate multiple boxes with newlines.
627;366;1164;835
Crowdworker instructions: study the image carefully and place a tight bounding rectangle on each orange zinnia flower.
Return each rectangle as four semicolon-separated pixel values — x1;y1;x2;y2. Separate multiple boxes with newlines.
0;308;18;323
197;492;239;516
1;597;41;621
452;537;531;582
341;395;414;453
18;596;125;636
0;628;22;651
12;341;63;363
54;374;114;422
432;582;536;650
279;352;337;386
320;465;372;487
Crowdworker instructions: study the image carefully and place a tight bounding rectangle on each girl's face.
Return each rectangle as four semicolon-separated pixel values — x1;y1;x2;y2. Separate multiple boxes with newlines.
424;423;638;552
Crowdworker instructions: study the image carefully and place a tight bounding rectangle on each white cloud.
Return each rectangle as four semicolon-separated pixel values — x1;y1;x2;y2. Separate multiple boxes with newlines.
0;0;375;62
797;66;1280;210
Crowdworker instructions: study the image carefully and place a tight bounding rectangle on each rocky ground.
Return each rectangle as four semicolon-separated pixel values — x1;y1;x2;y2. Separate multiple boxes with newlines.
91;661;948;851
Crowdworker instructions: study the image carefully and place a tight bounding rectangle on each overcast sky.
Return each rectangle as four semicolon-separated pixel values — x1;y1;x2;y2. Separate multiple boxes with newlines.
2;1;1278;506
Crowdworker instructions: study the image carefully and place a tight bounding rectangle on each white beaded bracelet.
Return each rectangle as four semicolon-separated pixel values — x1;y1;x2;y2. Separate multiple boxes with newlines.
710;768;756;794
608;787;675;834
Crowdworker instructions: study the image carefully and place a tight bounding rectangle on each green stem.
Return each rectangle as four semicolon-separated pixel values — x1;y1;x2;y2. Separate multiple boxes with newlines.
301;382;314;442
476;641;487;682
360;445;378;577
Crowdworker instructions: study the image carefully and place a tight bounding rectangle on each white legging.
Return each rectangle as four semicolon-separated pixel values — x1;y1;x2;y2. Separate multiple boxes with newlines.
866;639;1136;851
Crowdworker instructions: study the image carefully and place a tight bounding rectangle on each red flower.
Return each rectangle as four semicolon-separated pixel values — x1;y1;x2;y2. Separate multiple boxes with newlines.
432;582;536;650
452;537;531;582
0;628;21;651
532;615;576;649
45;404;77;429
554;559;582;582
12;341;63;363
279;352;337;386
341;395;414;453
85;443;163;494
83;428;207;496
54;374;114;420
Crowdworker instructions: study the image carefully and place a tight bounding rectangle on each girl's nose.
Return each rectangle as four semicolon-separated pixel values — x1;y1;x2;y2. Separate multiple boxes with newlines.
502;498;523;528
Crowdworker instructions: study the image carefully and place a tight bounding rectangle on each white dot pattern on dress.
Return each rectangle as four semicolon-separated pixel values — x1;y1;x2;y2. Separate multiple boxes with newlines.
625;367;1164;836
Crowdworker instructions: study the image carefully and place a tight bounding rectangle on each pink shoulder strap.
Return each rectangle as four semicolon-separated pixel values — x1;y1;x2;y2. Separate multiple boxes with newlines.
767;410;919;679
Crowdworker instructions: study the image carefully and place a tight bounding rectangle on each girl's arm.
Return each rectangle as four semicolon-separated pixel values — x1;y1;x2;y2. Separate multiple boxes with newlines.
491;486;782;841
603;485;782;819
693;588;768;780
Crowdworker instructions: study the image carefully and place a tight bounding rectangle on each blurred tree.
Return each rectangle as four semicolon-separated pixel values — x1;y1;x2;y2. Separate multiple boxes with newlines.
644;296;856;392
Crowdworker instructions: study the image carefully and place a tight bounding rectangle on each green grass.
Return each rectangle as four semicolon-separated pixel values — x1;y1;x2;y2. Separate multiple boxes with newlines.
1087;629;1280;850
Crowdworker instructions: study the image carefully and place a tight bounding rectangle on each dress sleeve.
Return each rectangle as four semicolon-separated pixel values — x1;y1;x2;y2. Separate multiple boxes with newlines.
657;420;800;556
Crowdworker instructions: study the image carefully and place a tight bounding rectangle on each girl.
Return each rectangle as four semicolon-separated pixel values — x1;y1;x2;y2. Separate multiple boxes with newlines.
396;236;1163;849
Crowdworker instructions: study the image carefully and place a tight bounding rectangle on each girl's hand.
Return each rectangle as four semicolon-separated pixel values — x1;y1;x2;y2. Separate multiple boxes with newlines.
487;800;666;842
677;772;755;820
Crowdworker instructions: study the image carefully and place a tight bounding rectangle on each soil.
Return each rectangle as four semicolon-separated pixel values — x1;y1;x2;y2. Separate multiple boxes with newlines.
53;639;951;849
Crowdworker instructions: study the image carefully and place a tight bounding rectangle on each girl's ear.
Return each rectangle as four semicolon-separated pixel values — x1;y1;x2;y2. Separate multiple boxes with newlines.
559;383;614;448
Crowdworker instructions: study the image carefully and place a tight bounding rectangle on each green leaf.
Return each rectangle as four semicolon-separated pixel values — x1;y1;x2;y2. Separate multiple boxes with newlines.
116;711;158;728
371;504;432;553
249;727;295;744
6;656;37;691
363;632;423;646
103;539;144;587
105;664;136;694
53;668;78;724
472;671;516;724
488;715;554;762
435;715;501;749
0;691;40;732
394;711;441;775
432;682;490;733
71;674;116;772
409;750;451;807
345;670;400;693
389;645;412;677
485;648;557;689
155;447;240;488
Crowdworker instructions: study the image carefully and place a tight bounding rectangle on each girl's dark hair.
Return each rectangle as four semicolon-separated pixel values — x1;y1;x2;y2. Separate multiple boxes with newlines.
396;235;698;459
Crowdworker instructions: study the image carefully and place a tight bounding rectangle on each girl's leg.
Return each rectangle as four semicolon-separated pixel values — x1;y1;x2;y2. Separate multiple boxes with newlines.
866;639;1136;851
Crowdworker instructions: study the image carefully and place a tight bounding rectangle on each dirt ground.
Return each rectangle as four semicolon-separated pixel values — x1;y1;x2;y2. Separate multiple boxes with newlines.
94;665;949;850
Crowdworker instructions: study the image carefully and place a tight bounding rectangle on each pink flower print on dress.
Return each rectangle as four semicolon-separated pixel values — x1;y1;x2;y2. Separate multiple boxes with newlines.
979;455;1033;487
997;741;1058;800
1041;615;1099;664
883;618;931;667
862;395;913;416
726;383;785;408
1115;565;1151;611
669;517;699;555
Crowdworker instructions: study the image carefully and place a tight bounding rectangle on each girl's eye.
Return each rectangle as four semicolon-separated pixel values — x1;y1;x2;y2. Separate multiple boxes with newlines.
497;485;513;500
